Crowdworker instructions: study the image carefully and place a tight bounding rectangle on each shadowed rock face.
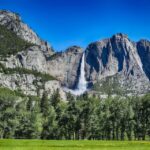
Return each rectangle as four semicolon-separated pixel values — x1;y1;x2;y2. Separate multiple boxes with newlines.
85;33;132;81
137;40;150;80
85;33;150;94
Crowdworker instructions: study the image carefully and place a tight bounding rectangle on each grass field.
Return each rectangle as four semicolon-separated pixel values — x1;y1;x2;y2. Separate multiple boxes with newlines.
0;140;149;150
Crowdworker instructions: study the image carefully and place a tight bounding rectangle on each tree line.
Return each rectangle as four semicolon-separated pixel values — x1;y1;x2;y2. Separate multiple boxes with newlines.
0;87;149;140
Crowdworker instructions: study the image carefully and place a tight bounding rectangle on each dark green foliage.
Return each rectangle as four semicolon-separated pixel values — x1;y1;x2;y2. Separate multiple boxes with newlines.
15;96;42;139
0;87;26;97
41;105;57;139
0;25;33;56
40;91;60;139
0;92;20;138
0;87;149;140
40;92;49;115
50;89;61;108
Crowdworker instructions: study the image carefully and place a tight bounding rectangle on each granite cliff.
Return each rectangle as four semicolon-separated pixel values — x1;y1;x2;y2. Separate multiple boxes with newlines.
0;10;66;99
85;34;150;95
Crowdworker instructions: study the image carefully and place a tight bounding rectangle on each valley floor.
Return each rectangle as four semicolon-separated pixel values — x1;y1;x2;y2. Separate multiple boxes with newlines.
0;140;149;150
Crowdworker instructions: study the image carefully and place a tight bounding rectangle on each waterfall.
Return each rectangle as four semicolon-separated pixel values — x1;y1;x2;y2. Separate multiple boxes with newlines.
64;52;87;95
76;53;87;92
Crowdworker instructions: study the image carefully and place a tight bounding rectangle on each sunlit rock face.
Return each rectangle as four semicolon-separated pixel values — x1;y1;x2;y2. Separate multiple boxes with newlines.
47;46;83;88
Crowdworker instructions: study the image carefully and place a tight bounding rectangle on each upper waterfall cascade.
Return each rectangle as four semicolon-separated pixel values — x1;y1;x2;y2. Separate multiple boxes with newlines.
64;52;87;95
77;53;87;92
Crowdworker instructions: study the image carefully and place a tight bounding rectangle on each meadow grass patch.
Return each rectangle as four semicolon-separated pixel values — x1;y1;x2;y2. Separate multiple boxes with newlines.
0;140;149;150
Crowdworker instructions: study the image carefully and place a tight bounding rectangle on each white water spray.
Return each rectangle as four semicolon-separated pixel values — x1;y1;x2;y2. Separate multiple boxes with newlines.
64;53;87;95
76;53;87;92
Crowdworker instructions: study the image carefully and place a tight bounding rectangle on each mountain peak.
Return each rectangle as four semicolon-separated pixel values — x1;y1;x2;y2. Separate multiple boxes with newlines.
0;9;54;56
112;33;128;40
0;10;21;21
138;39;150;44
66;46;83;53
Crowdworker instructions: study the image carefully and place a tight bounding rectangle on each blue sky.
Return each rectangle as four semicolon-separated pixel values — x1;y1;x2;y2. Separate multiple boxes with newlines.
0;0;150;51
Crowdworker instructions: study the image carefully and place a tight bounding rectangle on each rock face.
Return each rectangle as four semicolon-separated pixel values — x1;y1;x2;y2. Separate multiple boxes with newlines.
47;46;83;88
85;33;150;95
0;45;83;91
137;40;150;80
0;10;66;99
0;10;83;98
0;73;66;99
2;46;48;73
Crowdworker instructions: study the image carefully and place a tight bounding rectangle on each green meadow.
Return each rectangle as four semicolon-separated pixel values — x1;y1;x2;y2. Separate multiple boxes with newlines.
0;140;149;150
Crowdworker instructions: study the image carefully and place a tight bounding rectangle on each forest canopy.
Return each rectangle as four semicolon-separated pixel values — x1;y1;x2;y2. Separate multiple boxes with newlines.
0;87;149;140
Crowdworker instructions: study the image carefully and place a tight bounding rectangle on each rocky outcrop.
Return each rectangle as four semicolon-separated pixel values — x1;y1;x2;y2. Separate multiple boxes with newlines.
0;45;83;90
1;46;48;73
47;46;83;88
0;73;66;99
85;33;150;94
